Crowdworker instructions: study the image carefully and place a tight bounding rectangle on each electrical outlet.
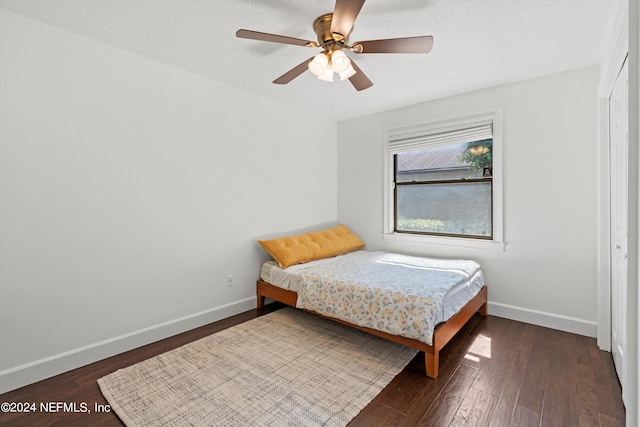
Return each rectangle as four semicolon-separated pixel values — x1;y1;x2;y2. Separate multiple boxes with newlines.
226;274;234;287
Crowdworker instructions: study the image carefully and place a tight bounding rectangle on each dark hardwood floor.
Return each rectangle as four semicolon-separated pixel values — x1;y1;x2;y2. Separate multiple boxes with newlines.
0;304;625;426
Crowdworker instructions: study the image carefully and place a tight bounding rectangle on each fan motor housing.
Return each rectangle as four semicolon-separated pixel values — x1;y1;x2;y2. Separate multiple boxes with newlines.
313;13;349;45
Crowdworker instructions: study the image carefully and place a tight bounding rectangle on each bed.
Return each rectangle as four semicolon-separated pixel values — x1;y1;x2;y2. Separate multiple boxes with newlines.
257;225;488;378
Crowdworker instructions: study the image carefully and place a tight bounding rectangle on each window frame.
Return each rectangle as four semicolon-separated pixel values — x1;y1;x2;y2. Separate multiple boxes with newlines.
383;111;505;250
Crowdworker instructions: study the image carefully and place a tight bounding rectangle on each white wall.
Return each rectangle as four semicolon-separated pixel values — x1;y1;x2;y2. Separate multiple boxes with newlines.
0;10;337;393
338;66;600;335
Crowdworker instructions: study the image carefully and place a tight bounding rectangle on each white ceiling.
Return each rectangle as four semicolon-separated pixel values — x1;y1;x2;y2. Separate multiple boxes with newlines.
0;0;624;120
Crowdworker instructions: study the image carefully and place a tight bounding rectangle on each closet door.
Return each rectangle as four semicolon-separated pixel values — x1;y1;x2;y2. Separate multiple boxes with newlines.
609;57;628;389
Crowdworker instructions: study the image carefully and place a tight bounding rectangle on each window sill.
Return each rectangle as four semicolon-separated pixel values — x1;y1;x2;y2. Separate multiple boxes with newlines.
383;232;507;251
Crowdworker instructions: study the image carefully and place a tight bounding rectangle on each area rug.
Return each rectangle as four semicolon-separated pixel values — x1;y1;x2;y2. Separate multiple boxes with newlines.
98;307;418;427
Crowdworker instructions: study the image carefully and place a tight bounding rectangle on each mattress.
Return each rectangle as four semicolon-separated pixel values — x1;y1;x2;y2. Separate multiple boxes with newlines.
260;250;484;326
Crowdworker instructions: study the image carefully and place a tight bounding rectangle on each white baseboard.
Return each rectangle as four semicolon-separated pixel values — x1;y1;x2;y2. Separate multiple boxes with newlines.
488;301;598;338
1;298;598;395
0;297;256;395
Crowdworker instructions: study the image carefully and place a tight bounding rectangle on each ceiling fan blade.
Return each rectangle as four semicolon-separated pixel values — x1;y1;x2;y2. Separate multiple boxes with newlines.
273;57;314;85
352;36;434;54
348;59;373;91
330;0;365;39
236;29;316;47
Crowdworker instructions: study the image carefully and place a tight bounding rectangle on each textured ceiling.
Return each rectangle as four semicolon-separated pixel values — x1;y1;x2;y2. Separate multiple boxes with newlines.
0;0;624;120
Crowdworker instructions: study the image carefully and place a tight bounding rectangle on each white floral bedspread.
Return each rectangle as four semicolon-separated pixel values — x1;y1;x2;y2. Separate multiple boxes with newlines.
295;251;482;346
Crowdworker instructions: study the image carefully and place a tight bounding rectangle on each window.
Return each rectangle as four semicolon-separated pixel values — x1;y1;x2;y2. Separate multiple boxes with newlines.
384;112;503;248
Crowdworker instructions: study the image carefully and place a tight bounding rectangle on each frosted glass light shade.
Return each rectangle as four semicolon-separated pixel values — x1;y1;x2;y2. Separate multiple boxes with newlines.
339;63;356;80
330;50;351;73
308;53;329;76
317;66;334;82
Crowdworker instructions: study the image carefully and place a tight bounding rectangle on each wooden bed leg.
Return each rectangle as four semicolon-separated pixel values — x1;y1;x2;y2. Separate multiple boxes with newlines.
425;350;439;378
256;294;265;309
479;302;488;316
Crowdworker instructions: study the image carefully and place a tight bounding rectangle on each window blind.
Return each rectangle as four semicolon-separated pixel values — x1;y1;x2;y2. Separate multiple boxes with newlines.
388;121;493;153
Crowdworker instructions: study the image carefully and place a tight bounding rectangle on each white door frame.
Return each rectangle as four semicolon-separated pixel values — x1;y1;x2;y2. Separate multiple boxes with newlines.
598;3;640;423
597;0;628;354
628;1;640;423
609;57;629;389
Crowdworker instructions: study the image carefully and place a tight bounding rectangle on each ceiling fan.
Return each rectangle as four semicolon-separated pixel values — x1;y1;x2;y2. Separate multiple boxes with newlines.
236;0;434;91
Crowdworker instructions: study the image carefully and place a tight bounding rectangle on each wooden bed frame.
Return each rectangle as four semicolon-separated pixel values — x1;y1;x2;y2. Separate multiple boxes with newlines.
256;280;488;378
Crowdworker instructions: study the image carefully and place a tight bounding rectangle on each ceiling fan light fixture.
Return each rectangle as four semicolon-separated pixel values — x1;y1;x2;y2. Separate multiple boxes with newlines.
237;0;433;91
338;63;356;80
308;52;329;76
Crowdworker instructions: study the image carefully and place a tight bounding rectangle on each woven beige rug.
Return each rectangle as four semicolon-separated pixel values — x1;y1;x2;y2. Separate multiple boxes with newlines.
98;307;417;427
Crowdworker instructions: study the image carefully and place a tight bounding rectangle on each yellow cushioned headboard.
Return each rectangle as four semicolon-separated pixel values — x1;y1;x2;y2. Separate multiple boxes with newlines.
258;224;365;268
